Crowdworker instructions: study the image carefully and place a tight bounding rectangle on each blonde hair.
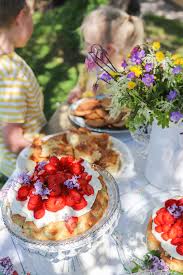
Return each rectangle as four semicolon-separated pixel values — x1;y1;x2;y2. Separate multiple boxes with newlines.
81;5;144;57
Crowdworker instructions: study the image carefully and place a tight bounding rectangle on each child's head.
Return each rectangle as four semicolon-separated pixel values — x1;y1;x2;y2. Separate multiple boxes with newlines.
0;0;33;49
81;5;144;62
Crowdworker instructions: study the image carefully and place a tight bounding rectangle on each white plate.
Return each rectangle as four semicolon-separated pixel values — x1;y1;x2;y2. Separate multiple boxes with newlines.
16;133;134;179
68;98;129;134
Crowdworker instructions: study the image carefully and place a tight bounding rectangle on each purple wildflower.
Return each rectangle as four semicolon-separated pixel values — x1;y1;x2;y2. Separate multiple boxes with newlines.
0;257;14;274
100;72;112;82
17;172;30;185
131;49;145;65
150;256;169;272
121;59;127;69
145;63;153;72
33;180;43;195
167;203;183;218
142;74;155;87
167;90;177;101
85;54;97;71
37;161;47;171
127;72;135;79
172;66;182;74
170;111;183;122
64;176;80;189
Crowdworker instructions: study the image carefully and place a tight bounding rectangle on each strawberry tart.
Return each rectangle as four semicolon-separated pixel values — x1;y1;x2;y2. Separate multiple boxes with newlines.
147;198;183;273
8;156;109;241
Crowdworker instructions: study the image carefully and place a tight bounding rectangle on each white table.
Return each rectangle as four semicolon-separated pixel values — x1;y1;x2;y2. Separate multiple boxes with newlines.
0;133;176;275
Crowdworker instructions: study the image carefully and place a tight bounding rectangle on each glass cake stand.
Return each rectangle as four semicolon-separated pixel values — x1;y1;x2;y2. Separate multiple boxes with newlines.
2;165;121;265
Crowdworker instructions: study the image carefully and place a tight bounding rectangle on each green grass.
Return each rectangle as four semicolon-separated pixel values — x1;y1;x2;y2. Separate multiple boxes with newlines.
1;3;183;188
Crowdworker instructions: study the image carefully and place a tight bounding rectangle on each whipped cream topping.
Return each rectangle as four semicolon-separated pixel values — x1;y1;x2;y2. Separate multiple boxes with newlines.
8;161;102;228
152;200;183;261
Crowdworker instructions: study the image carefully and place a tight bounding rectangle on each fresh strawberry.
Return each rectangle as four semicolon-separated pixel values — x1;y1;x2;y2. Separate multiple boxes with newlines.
163;210;175;225
154;216;161;225
80;172;92;182
71;163;84;175
155;212;164;225
176;244;183;256
44;163;57;175
162;224;171;233
34;207;45;219
65;189;81;206
72;197;87;211
178;198;183;206
27;195;43;211
81;184;94;196
65;216;78;234
66;156;75;164
173;225;183;238
17;185;30;201
161;232;169;241
86;174;92;182
49;156;60;168
156;207;166;215
78;178;88;186
171;237;183;245
155;225;163;233
165;199;178;208
169;227;178;239
47;175;62;196
56;171;67;184
45;196;65;212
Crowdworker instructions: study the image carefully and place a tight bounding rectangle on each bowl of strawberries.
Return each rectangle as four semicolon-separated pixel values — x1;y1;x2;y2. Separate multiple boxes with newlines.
2;155;121;261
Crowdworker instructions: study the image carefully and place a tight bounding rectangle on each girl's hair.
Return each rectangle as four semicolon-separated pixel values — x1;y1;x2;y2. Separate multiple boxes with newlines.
81;5;144;57
0;0;26;28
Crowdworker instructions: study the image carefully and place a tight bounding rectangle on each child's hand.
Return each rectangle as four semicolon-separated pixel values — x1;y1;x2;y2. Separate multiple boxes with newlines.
2;123;32;154
67;88;81;104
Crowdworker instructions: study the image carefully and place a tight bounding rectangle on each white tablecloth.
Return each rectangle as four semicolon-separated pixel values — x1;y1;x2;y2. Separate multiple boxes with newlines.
0;132;176;275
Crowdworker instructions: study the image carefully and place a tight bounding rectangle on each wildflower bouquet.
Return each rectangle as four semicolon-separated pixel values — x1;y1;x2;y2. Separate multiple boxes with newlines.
85;43;183;131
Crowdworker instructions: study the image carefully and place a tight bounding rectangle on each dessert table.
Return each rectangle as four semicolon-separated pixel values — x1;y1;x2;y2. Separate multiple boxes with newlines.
0;132;178;275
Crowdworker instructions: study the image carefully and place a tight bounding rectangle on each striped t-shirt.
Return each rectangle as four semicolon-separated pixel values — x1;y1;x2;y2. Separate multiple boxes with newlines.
0;52;47;177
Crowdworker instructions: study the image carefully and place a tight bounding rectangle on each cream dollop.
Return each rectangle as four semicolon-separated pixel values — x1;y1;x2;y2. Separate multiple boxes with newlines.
8;161;102;228
152;201;183;261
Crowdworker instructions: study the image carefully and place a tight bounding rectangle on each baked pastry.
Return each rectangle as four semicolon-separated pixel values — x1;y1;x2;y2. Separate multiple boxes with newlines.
28;128;121;176
147;198;183;273
8;156;109;241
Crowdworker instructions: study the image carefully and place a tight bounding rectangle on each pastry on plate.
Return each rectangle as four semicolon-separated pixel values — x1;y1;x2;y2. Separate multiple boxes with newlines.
9;156;109;241
147;197;183;273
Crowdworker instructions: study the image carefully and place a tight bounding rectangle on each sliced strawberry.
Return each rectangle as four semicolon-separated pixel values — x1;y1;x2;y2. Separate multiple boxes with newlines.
27;195;43;211
17;185;30;201
71;163;84;175
44;163;57;175
154;216;161;225
162;224;171;233
72;197;87;211
165;199;178;208
173;225;183;238
82;184;94;196
176;244;183;256
155;225;163;233
34;207;45;219
55;171;67;184
156;207;166;215
86;174;92;182
155;210;166;225
80;172;88;179
163;210;175;225
65;189;81;206
65;216;78;234
178;198;183;206
171;237;183;245
169;227;178;239
49;156;60;168
45;196;65;212
161;232;169;241
47;175;62;196
66;156;75;164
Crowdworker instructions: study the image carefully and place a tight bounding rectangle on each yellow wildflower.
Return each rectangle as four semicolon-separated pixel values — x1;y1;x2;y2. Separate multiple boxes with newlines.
152;41;160;51
173;57;183;65
128;81;136;89
130;65;142;77
155;51;165;62
110;71;120;77
172;54;181;60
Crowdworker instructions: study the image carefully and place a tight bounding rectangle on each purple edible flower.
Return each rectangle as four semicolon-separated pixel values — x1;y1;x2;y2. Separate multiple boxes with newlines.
167;90;177;101
64;176;80;189
142;73;155;87
85;54;97;71
17;172;30;185
121;59;127;69
170;111;183;122
131;49;145;65
0;257;14;275
127;72;135;79
37;161;47;171
34;180;43;195
172;66;182;74
167;203;183;218
100;72;112;82
150;255;169;272
145;63;153;72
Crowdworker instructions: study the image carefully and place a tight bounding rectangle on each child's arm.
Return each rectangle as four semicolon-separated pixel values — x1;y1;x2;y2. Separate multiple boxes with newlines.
2;123;31;153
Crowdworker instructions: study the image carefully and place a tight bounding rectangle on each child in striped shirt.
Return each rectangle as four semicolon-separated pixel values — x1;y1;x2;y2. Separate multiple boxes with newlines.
0;0;47;177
